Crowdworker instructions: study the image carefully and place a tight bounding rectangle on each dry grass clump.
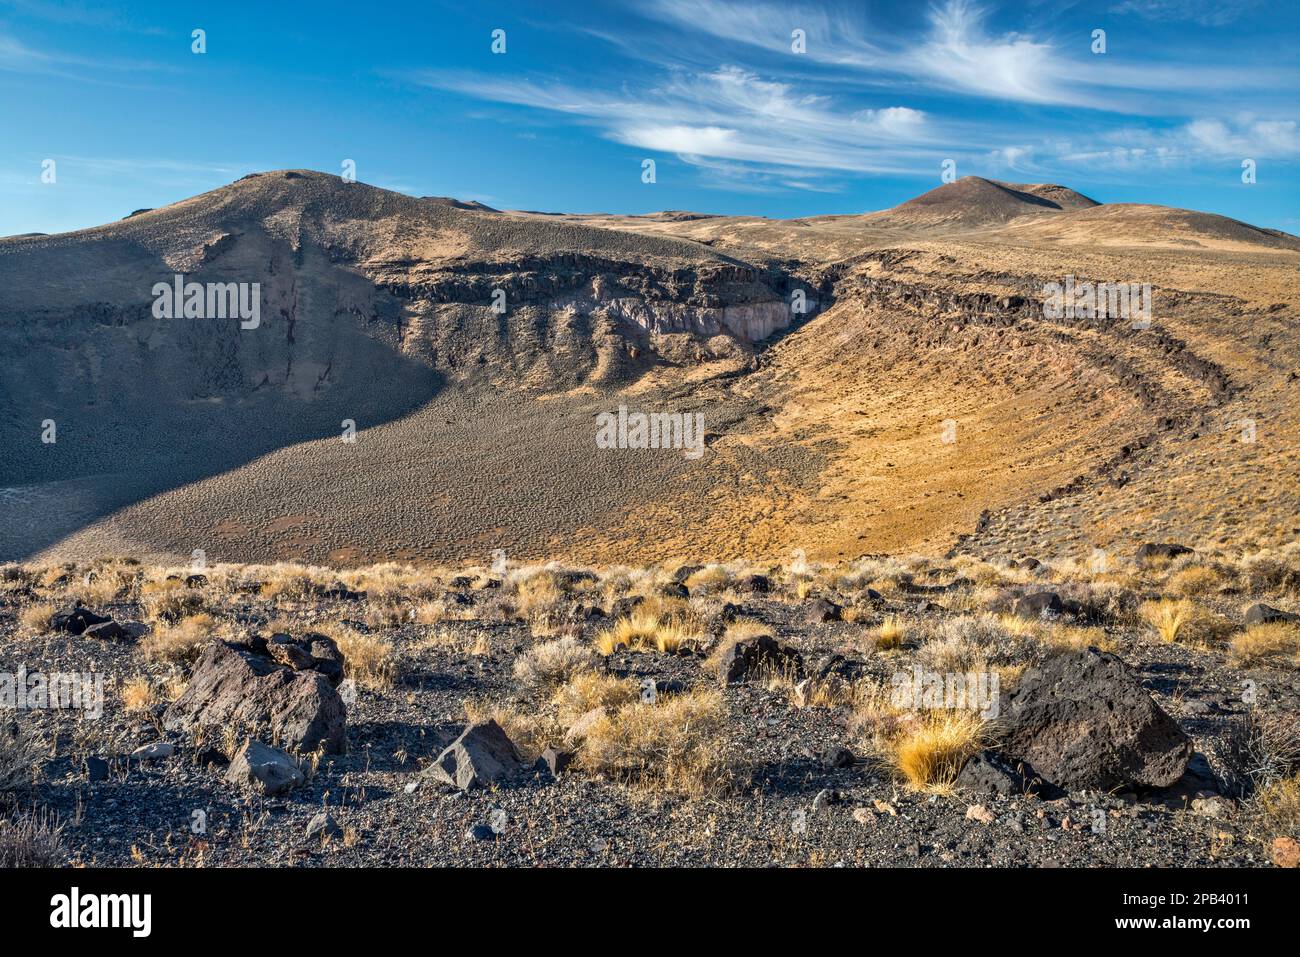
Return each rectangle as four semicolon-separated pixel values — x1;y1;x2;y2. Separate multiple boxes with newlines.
120;676;159;714
849;682;988;793
684;564;734;592
17;603;55;636
1230;622;1300;665
1166;564;1227;598
0;809;66;867
140;579;205;622
258;565;326;602
874;615;906;650
140;613;215;664
1039;623;1116;655
890;711;988;794
314;622;395;690
551;672;641;726
577;690;734;795
1;721;42;794
1139;599;1234;646
594;596;706;656
1255;774;1300;839
512;635;596;693
64;564;136;606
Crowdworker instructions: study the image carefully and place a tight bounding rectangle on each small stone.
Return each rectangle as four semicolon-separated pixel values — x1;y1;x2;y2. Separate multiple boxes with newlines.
1191;796;1233;819
466;823;497;842
535;746;573;778
131;742;174;762
852;807;873;825
812;788;840;812
965;804;996;824
306;812;343;841
873;799;897;816
226;739;304;797
823;746;855;769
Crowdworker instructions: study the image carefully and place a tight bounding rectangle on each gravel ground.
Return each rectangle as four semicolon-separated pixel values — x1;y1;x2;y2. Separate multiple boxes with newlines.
3;566;1295;868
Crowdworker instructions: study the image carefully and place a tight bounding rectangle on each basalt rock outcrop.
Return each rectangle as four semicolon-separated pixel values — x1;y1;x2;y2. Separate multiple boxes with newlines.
164;637;347;754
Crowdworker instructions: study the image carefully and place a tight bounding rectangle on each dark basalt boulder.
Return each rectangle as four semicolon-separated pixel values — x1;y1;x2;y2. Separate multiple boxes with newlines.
999;649;1192;791
164;640;347;754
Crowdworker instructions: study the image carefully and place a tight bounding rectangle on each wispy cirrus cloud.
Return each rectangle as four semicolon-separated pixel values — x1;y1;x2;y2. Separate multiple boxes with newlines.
406;0;1299;193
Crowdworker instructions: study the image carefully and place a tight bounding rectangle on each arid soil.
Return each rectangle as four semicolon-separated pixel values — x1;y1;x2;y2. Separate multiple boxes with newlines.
2;552;1298;867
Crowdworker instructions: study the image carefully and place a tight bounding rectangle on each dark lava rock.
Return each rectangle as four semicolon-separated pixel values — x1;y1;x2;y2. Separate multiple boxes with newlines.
955;749;1041;796
659;582;689;599
823;746;855;769
803;597;842;624
51;606;111;635
535;746;574;778
423;720;524;791
164;640;347;754
1012;591;1063;620
82;620;128;641
738;574;770;594
1136;543;1194;563
1000;649;1193;791
717;634;801;686
1243;602;1299;626
672;565;703;584
85;757;109;782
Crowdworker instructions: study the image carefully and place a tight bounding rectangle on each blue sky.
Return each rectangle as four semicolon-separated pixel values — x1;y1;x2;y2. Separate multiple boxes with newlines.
2;0;1298;235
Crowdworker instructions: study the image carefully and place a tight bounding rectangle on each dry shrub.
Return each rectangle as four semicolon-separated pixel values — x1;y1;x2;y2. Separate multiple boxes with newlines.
917;615;1025;672
1239;550;1300;595
140;579;205;622
120;676;158;714
890;711;987;794
512;635;595;693
315;623;395;690
552;672;640;726
1139;599;1234;646
140;613;215;664
1167;565;1225;598
1;721;42;794
1230;622;1300;665
577;690;733;795
17;604;55;636
1220;710;1300;796
594;596;706;656
0;809;66;867
1255;774;1300;839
